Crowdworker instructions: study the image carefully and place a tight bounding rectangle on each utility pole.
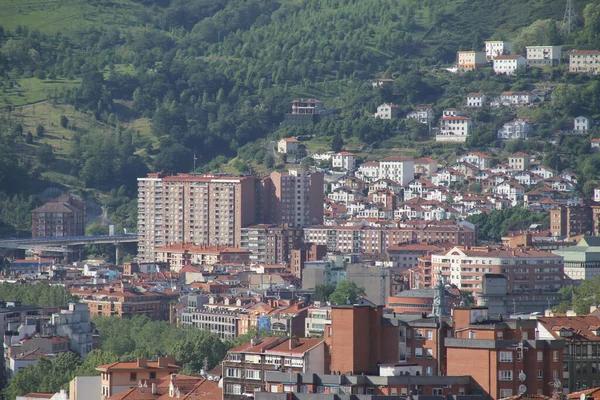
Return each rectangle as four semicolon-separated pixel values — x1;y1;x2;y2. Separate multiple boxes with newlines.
562;0;576;35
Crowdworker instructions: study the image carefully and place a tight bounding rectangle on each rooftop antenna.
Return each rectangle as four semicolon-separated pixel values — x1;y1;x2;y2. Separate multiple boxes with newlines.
562;0;576;35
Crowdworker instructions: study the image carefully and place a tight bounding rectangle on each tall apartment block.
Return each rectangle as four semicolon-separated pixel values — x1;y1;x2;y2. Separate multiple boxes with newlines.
263;169;324;228
137;173;256;261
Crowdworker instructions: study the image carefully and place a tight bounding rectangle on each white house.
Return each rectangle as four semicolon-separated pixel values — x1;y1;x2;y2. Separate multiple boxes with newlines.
378;156;415;186
526;46;562;67
414;157;438;177
493;55;526;75
493;91;537;107
406;106;434;125
493;181;525;206
466;93;487;107
530;165;556;179
356;161;380;182
485;40;511;61
442;108;465;117
497;119;534;140
456;152;491;170
371;78;395;89
375;103;400;119
457;51;487;71
574;116;591;132
592;139;600;149
277;137;300;154
436;116;473;142
332;152;356;171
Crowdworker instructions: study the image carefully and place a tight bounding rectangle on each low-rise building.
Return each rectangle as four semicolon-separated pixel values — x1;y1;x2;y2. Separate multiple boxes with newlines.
497;119;534;140
526;45;562;66
379;156;415;186
457;152;491;170
371;78;395;89
569;50;600;74
375;103;400;119
277;138;300;154
574;116;591;132
154;244;251;271
508;152;531;171
406;106;434;125
331;152;356;171
466;93;487;107
494;91;537;107
552;237;600;281
291;99;325;115
437;116;473;143
305;306;331;337
485;40;511;61
457;51;487;71
181;307;240;340
493;55;527;75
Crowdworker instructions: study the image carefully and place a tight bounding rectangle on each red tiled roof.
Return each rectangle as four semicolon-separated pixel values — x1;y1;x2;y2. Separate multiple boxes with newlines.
280;138;299;143
571;50;600;55
21;394;54;399
442;116;472;121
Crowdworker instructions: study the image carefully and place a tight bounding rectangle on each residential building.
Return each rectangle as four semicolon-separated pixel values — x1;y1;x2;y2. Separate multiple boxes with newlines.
493;55;526;75
48;302;94;358
574;116;591;132
485;40;511;61
305;306;331;337
494;91;537;107
497;119;534;140
137;173;257;261
96;356;180;399
537;315;600;393
457;51;487;71
8;348;52;378
508;152;531;171
69;376;102;400
446;307;564;400
31;194;86;238
104;373;221;400
457;152;491;170
553;237;600;281
154;244;251;271
356;161;380;182
379;156;415;186
17;391;68;400
414;158;438;177
291;99;325;115
290;244;327;279
406;106;434;125
526;46;562;66
371;78;395;89
550;205;593;237
277;138;300;154
331;152;356;171
265;169;324;228
466;93;487;107
430;246;564;293
180;307;240;340
386;243;442;270
569;50;600;74
222;337;326;400
0;302;41;338
241;225;304;265
386;287;460;315
437;116;473;143
375;103;400;119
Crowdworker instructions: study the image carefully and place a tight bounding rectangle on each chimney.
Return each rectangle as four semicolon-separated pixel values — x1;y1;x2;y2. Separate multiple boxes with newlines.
137;358;148;368
152;382;157;395
158;356;170;368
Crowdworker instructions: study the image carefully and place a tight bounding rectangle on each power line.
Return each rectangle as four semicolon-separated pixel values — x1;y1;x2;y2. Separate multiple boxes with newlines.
562;0;576;35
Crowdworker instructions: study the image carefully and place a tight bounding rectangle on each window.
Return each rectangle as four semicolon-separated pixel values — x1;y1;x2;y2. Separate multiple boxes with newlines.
499;351;513;362
498;370;513;381
426;366;433;376
415;347;423;358
537;351;543;362
426;348;433;359
415;329;423;340
130;372;137;381
537;370;543;380
496;331;504;340
433;388;443;396
366;388;375;395
270;385;279;393
226;384;242;395
283;385;294;393
426;330;433;340
499;389;513;398
246;370;260;380
149;372;156;379
226;368;241;378
553;351;559;362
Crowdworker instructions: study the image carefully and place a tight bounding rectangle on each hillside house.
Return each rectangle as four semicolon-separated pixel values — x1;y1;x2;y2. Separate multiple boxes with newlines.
526;45;562;66
508;152;531;171
370;78;395;89
574;116;591;132
277;137;299;154
493;55;526;75
436;115;473;142
569;50;600;74
484;40;511;61
497;118;534;140
456;51;487;71
406;106;434;125
331;152;356;171
375;103;400;119
456;152;491;170
466;93;487;107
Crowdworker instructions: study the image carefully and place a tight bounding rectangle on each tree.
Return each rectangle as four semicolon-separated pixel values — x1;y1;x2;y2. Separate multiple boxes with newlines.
36;144;55;166
25;131;33;144
329;280;366;305
35;124;45;137
331;132;343;152
312;284;336;302
59;115;69;129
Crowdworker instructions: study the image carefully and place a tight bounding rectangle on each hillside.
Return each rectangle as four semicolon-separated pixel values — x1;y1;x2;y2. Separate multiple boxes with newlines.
0;0;597;237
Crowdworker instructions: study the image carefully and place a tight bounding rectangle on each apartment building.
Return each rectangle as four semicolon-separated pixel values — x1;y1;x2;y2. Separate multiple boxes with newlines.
457;152;491;170
406;105;434;125
379;156;415;186
430;246;564;293
526;45;562;66
291;99;325;115
436;116;473;143
222;337;326;400
264;169;324;228
569;50;600;74
485;40;511;61
97;356;180;399
550;205;593;237
466;92;487;107
31;194;86;238
493;55;527;75
457;51;487;71
508;152;531;171
0;302;42;338
304;224;477;254
290;244;327;279
241;225;304;264
180;307;240;340
305;306;331;337
331;152;356;171
154;243;251;271
375;103;400;119
446;307;563;400
137;173;256;261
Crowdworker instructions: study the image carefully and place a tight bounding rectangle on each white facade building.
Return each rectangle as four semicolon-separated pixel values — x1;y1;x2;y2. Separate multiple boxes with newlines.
526;45;562;66
378;156;415;186
493;55;526;75
466;93;487;107
331;152;356;171
457;51;487;71
569;50;600;74
436;116;473;142
497;119;534;140
484;40;511;61
574;116;591;132
406;106;434;125
375;103;400;119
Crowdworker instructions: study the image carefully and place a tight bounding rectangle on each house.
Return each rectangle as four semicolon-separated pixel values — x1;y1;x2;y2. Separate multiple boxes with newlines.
493;55;526;75
414;158;438;177
31;194;86;238
370;78;395;89
494;91;537;107
508;152;531;171
277;137;299;154
356;161;380;182
569;50;600;74
526;45;562;66
497;118;534;140
574;116;591;132
17;391;68;400
484;40;511;60
378;156;415;186
436;116;473;142
291;99;325;115
442;108;465;117
457;152;491;170
592;139;600;149
493;181;525;205
595;187;600;202
466;92;487;107
331;152;356;171
531;165;556;179
456;51;487;71
406;105;434;125
375;103;400;119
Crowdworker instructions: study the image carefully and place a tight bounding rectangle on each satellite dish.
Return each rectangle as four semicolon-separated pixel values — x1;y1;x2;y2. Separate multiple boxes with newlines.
519;385;527;394
519;372;526;382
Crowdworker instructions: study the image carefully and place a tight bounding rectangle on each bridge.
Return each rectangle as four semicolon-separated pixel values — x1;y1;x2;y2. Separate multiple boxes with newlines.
0;234;139;261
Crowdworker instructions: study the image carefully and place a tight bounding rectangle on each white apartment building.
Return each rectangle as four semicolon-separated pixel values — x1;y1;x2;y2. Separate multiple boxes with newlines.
526;46;562;66
569;50;600;74
493;181;525;206
356;161;380;182
466;93;487;107
436;116;473;143
305;307;331;337
484;40;511;60
406;106;434;125
493;55;526;75
494;91;537;107
497;119;534;140
331;152;356;171
378;156;415;186
375;103;400;119
457;51;487;71
456;152;491;170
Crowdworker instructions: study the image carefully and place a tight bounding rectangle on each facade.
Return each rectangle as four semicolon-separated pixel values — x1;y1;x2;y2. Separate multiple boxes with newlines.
550;205;593;237
437;116;473;143
96;356;180;399
526;46;562;66
574;116;591;132
69;376;102;400
406;106;434;125
508;153;531;171
153;243;251;271
48;302;94;358
466;93;487;107
222;337;326;400
265;169;324;228
497;119;534;140
552;237;600;281
493;55;527;75
290;244;327;279
386;288;460;315
331;152;356;171
457;51;487;71
485;41;511;61
569;50;600;74
305;306;331;337
137;173;256;261
31;194;86;238
241;225;303;264
180;307;240;340
457;152;491;170
375;103;400;119
379;157;415;186
430;246;564;293
277;138;300;154
291;99;325;115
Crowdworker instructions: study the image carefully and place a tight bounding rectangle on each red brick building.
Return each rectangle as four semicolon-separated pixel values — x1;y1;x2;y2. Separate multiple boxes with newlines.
31;194;86;238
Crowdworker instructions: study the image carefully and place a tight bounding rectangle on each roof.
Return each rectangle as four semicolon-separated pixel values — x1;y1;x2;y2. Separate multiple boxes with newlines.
494;55;523;60
97;359;180;372
571;50;600;55
567;387;600;400
442;116;472;121
20;394;55;399
538;316;600;341
467;92;485;97
336;152;356;156
511;152;530;157
280;137;299;143
265;338;324;355
381;156;413;162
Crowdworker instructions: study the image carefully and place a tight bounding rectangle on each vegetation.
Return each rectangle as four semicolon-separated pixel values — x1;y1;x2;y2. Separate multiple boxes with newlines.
0;282;78;307
312;284;337;303
466;207;549;243
554;278;600;315
329;280;366;305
